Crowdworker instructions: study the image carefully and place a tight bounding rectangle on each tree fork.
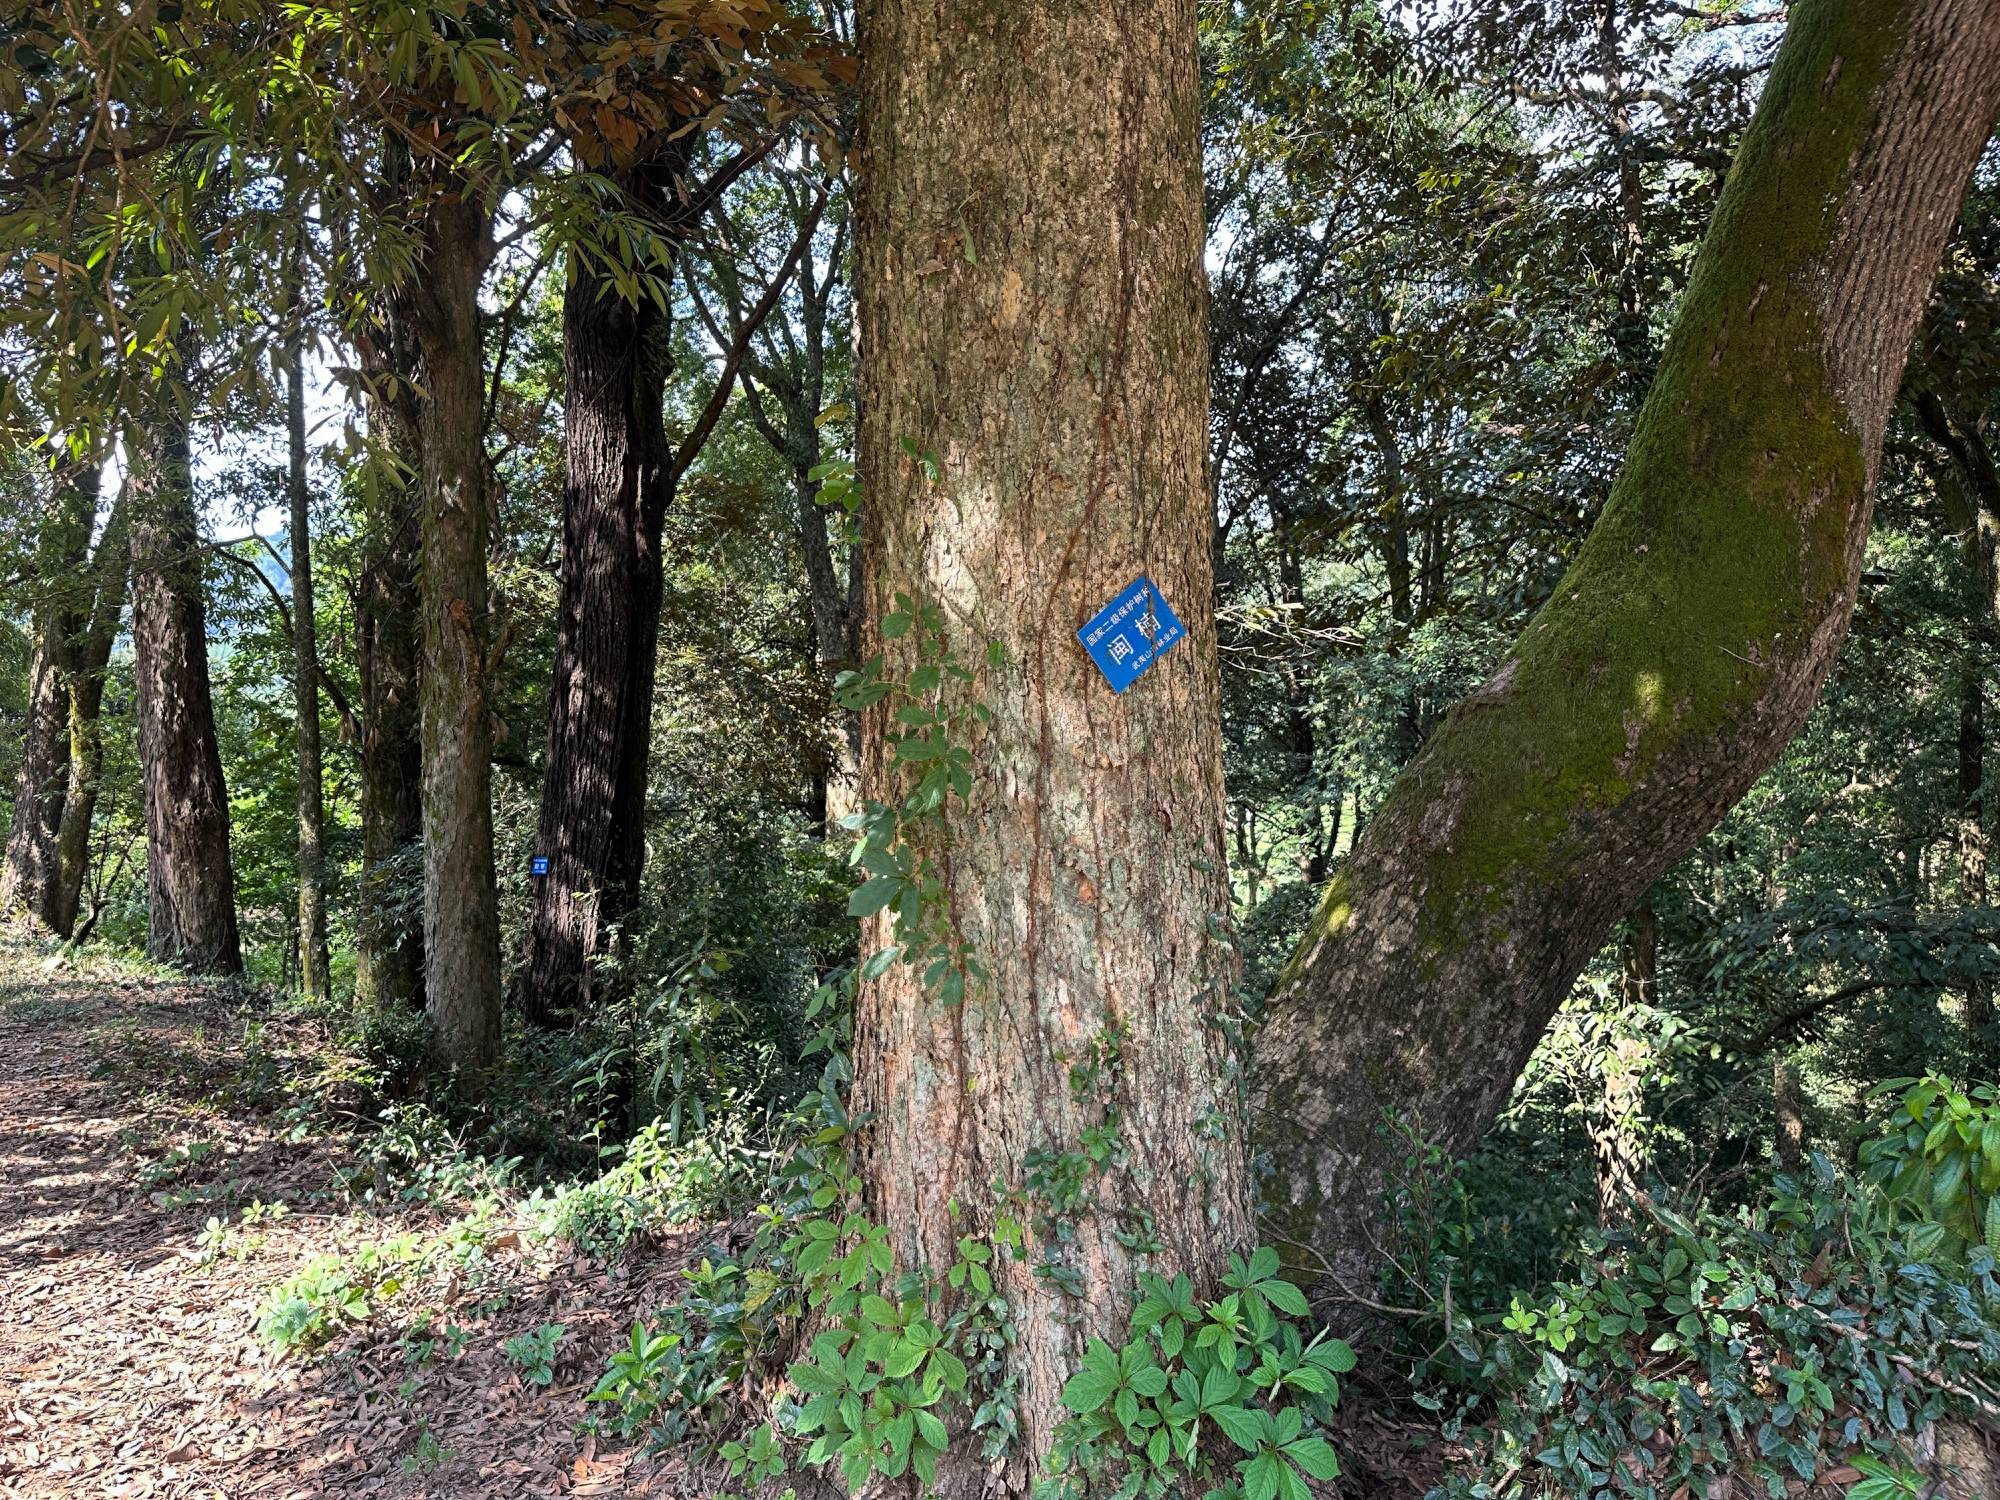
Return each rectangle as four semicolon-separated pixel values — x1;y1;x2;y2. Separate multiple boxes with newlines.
1251;0;2000;1301
0;459;97;928
49;486;132;939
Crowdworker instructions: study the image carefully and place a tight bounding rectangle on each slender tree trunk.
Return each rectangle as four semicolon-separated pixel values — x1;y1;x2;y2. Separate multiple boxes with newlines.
1598;0;1651;384
287;256;330;1002
409;190;499;1071
852;0;1250;1484
128;386;243;975
354;281;426;1012
1;461;96;928
1915;388;1997;1039
1774;1058;1807;1174
1594;897;1656;1227
1252;0;2000;1299
50;487;133;938
517;155;684;1027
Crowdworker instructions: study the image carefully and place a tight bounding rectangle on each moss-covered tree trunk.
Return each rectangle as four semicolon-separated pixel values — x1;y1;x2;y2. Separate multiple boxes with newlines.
851;0;1250;1485
1252;0;2000;1298
353;275;426;1013
516;153;686;1027
128;388;243;975
409;190;500;1071
0;460;96;929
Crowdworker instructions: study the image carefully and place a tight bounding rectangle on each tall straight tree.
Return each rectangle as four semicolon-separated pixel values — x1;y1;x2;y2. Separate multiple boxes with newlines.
518;146;823;1025
408;180;501;1072
128;360;243;975
516;148;689;1026
285;239;330;1001
0;457;98;928
1252;0;2000;1297
352;273;427;1013
850;0;1248;1481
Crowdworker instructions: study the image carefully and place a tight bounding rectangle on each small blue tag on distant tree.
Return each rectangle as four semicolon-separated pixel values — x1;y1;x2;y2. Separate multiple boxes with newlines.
1078;576;1186;693
530;855;549;877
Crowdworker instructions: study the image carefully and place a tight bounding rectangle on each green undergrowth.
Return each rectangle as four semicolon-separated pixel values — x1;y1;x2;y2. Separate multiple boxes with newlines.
1392;1080;2000;1499
571;613;1357;1500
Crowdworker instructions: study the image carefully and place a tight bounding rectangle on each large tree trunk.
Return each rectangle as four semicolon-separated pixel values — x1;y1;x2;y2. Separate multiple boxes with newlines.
851;0;1250;1485
1252;0;2000;1300
129;391;243;975
1;461;96;928
409;191;500;1071
287;259;331;1002
49;486;133;938
353;281;426;1012
516;155;684;1027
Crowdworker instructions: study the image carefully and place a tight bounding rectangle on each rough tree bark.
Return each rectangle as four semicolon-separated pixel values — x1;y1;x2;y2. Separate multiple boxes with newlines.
520;147;820;1022
286;248;330;1002
1252;0;2000;1298
128;383;243;975
852;0;1251;1485
353;274;426;1013
0;460;97;928
516;152;685;1027
409;189;500;1070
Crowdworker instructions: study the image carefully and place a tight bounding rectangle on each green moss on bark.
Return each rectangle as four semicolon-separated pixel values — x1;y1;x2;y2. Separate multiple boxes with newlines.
1275;2;1906;982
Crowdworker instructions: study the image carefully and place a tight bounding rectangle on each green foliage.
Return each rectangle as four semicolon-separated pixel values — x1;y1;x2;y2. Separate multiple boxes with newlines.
835;592;995;1007
524;1117;759;1259
399;1424;453;1476
1041;1250;1351;1500
1861;1075;2000;1258
1415;1158;2000;1499
255;1202;506;1354
502;1323;566;1386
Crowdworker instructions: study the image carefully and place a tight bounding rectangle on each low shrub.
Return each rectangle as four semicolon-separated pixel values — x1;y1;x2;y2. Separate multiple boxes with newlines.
1414;1154;2000;1498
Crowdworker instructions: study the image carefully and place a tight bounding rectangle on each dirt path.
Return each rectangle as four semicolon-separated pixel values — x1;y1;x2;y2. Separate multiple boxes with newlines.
0;942;712;1499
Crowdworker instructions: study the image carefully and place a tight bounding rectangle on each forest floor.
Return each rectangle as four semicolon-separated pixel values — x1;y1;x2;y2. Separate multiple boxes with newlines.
0;938;733;1499
4;937;1995;1500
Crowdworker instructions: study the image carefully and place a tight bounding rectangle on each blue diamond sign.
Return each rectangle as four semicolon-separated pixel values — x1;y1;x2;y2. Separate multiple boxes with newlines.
1078;576;1186;694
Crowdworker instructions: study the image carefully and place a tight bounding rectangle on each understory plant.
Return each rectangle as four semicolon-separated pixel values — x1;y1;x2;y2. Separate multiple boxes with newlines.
584;606;1355;1497
1412;1152;2000;1498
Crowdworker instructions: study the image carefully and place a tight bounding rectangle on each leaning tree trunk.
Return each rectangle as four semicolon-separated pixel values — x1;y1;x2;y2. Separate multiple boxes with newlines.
286;256;330;1002
851;0;1250;1485
0;461;96;928
128;391;243;975
49;486;132;938
1252;0;2000;1300
516;153;685;1028
409;191;500;1072
354;278;426;1012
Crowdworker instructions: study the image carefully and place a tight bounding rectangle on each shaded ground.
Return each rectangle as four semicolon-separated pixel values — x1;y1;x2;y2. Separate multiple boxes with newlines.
2;938;1994;1500
0;940;720;1499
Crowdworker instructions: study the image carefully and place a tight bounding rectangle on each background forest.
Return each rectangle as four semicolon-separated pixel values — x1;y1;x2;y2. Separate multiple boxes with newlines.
4;1;2000;1497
